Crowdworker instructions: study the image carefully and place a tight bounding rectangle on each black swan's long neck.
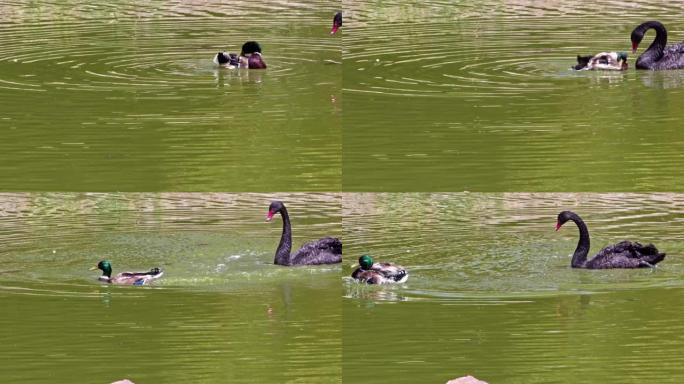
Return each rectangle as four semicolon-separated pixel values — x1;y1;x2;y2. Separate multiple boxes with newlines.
274;208;292;265
638;21;667;66
570;215;590;268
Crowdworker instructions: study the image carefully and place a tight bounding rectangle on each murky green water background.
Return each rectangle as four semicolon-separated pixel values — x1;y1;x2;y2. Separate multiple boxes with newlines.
0;193;341;383
0;1;341;191
343;1;684;191
344;193;684;383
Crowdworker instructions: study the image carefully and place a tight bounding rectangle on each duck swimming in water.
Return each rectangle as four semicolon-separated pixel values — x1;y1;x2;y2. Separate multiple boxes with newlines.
90;260;164;285
213;41;267;69
574;51;628;71
351;255;408;284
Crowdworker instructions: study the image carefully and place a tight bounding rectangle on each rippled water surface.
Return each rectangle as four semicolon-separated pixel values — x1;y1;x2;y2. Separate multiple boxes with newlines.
0;1;341;191
343;193;684;383
0;193;341;383
343;1;684;191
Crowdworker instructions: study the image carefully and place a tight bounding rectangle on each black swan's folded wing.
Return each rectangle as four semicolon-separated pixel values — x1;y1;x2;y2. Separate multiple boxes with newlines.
291;237;342;265
589;241;665;268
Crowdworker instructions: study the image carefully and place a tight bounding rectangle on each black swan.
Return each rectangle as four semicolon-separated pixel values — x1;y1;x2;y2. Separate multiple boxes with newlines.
631;21;684;70
555;211;665;269
351;255;408;284
266;201;342;266
331;12;342;34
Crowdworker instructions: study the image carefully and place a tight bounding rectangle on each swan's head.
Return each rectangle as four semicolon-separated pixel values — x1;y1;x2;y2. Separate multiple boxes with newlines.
90;260;113;277
359;255;374;270
266;201;285;221
631;29;645;53
241;41;263;56
556;211;576;231
331;12;342;34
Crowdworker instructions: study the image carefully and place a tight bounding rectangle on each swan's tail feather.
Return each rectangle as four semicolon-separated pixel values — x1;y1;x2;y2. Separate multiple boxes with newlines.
634;242;665;266
644;252;666;266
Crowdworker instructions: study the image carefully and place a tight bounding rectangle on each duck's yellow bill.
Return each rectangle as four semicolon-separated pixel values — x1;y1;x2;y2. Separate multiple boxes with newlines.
89;266;98;271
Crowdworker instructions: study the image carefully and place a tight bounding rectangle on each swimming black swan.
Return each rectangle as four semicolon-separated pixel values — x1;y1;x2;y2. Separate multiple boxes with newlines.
331;12;342;34
555;211;665;269
631;21;684;70
266;201;342;266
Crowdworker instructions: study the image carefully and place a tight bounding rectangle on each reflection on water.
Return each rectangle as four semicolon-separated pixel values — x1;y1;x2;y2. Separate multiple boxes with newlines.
344;0;684;191
1;278;341;383
343;193;684;383
0;1;341;191
0;193;341;383
344;288;684;384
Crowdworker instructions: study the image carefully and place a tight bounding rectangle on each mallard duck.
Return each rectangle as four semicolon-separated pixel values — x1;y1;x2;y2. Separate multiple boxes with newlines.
90;260;164;286
213;41;267;69
351;255;408;284
331;12;342;34
574;51;628;71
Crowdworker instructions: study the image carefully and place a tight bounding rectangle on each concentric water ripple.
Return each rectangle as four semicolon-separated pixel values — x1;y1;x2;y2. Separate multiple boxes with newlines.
0;18;338;94
343;0;684;191
344;0;684;98
0;1;342;191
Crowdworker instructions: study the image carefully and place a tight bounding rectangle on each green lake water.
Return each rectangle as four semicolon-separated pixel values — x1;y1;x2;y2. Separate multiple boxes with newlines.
343;1;684;191
4;0;684;383
344;193;684;383
0;193;341;383
0;1;341;191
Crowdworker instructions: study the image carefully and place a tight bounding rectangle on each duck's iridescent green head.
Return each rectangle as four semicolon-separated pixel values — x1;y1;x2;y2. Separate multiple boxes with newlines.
359;255;374;270
617;52;628;62
94;260;112;278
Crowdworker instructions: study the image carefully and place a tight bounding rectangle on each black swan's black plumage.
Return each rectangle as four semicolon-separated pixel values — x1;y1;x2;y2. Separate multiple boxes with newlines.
331;12;342;34
631;21;684;70
267;201;342;266
556;211;665;269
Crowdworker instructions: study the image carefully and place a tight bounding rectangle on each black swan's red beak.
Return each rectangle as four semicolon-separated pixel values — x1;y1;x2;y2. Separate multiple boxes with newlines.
266;210;275;221
331;12;342;34
555;222;562;231
632;42;639;54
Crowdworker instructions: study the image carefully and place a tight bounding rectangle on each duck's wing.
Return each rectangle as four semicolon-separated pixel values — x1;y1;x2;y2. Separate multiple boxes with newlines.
114;268;164;285
371;262;408;282
352;269;384;284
